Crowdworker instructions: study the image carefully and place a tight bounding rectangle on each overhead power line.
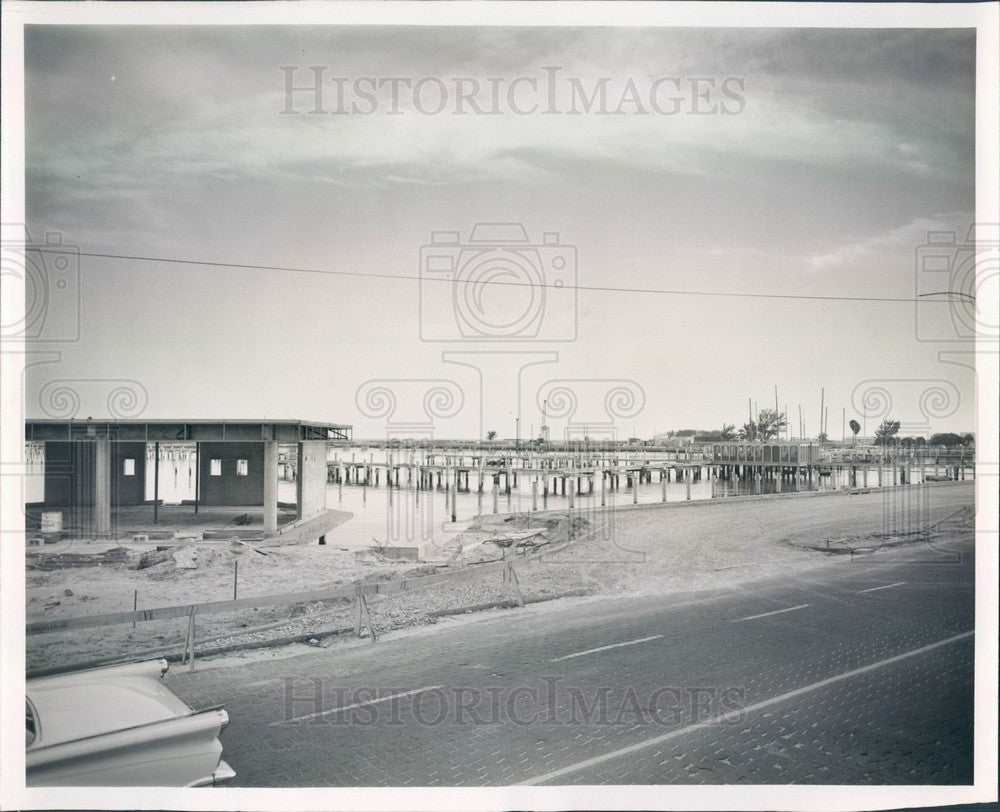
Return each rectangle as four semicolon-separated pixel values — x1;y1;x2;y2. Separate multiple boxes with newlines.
37;247;940;304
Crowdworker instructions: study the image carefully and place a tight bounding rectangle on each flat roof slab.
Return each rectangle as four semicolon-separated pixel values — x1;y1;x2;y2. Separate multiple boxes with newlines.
25;419;351;442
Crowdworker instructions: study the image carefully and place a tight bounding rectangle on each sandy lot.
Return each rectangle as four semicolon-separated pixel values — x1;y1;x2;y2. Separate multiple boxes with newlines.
26;483;974;673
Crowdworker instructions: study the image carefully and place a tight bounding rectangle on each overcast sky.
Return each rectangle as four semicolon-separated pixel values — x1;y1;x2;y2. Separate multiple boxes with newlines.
23;25;977;439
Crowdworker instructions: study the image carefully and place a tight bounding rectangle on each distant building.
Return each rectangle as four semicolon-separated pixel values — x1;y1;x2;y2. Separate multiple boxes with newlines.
712;441;819;466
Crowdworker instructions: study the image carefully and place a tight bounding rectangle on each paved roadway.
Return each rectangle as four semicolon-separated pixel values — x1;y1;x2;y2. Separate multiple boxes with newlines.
165;488;976;786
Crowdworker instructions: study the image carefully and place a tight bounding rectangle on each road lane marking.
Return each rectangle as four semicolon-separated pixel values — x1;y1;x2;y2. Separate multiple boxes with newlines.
857;581;906;594
275;685;443;725
518;630;973;786
550;635;664;662
730;603;811;623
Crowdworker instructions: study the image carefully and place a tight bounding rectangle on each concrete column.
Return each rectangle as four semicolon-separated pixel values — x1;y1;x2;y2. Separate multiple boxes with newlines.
94;437;111;537
661;470;667;502
296;443;304;510
263;441;278;535
451;473;457;523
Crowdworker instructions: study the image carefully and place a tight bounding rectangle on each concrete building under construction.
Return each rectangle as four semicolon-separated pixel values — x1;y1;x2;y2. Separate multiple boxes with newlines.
24;419;351;538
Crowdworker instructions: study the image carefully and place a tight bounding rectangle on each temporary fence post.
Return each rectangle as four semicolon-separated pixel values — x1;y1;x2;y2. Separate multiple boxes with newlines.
360;592;377;644
186;607;196;673
508;560;525;608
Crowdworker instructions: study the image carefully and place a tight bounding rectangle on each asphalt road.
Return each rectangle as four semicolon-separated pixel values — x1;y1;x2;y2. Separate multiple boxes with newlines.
165;490;976;787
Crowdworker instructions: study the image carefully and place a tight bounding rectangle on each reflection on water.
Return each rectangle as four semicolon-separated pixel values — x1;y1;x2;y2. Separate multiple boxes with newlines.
297;459;958;551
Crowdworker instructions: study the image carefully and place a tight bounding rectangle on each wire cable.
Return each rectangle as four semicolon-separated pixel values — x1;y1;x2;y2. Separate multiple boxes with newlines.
36;247;942;304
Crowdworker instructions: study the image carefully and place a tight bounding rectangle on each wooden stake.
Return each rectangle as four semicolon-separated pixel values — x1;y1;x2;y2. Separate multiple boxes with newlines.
359;592;376;643
507;560;525;608
185;607;196;672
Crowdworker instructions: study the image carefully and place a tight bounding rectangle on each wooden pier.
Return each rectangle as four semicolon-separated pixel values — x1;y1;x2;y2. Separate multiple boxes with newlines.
319;442;973;521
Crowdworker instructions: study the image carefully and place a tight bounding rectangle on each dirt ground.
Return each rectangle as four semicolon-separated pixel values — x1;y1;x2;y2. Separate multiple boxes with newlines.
25;483;975;674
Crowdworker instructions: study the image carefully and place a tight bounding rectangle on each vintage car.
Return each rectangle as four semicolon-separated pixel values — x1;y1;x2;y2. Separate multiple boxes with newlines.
26;659;235;787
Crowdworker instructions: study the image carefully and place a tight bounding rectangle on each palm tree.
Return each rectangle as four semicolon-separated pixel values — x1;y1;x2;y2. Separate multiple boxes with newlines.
720;423;736;440
874;419;900;446
849;419;861;445
755;409;787;441
486;430;498;442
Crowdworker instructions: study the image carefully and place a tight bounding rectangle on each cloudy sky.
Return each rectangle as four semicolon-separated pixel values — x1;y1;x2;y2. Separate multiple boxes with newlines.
23;25;977;439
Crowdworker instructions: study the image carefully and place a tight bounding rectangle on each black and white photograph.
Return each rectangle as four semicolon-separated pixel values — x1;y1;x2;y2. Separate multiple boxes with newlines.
1;2;997;810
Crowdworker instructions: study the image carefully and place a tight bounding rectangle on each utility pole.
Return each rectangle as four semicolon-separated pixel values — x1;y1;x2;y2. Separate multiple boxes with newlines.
774;385;779;441
819;388;825;438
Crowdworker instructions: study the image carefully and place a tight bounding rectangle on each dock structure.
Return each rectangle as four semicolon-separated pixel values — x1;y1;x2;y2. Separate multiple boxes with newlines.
325;439;974;519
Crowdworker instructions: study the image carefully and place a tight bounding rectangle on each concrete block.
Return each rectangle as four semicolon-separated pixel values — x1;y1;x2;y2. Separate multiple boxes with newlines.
376;545;425;561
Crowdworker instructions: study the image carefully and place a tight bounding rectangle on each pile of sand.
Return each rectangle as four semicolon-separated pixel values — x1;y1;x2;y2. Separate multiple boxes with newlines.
139;540;281;580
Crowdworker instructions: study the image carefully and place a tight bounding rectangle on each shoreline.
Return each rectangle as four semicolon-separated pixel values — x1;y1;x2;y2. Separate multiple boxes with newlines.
25;482;975;675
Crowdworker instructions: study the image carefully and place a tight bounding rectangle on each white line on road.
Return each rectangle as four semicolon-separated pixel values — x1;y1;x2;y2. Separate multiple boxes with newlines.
550;635;664;662
518;630;974;786
275;685;443;725
857;581;907;594
730;603;811;623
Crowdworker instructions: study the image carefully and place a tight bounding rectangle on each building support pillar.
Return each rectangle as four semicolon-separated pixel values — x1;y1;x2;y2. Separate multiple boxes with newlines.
153;441;160;525
94;437;111;537
263;441;278;535
194;442;200;514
